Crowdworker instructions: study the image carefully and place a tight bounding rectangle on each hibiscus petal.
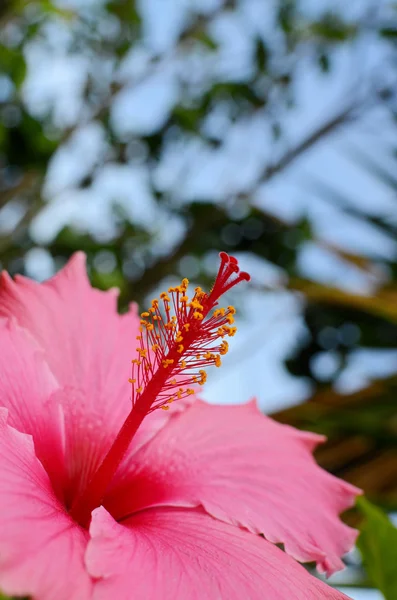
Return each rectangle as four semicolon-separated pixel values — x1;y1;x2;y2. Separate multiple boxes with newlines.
105;400;361;575
87;506;351;600
0;319;66;498
0;408;92;600
0;253;135;429
0;253;194;502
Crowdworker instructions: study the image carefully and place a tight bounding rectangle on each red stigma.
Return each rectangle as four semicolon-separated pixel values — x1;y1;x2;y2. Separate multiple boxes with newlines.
208;252;251;305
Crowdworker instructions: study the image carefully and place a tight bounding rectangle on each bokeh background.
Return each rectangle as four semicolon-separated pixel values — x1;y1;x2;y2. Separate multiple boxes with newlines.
1;0;397;598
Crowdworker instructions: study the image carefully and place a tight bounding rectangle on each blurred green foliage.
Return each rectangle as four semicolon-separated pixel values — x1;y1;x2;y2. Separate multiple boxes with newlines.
357;498;397;599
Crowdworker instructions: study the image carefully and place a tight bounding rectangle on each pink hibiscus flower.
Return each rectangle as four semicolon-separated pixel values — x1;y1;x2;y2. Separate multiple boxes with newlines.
0;251;360;600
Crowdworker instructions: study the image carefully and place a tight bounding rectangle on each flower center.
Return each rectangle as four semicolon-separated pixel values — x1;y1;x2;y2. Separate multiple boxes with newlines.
69;252;250;527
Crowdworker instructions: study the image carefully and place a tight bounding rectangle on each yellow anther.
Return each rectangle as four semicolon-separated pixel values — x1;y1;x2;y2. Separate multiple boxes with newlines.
228;306;236;315
170;378;177;385
141;312;150;317
204;352;213;360
193;311;203;320
136;386;143;394
177;344;184;353
149;307;155;314
136;335;142;341
140;320;147;325
196;354;201;359
160;292;170;301
217;327;226;337
177;389;183;399
180;295;189;303
137;349;147;358
181;360;187;369
186;388;195;395
183;323;190;331
152;299;159;307
189;299;204;310
152;344;160;352
214;308;225;318
153;315;161;320
167;397;174;404
128;378;136;384
146;323;154;331
199;370;207;384
161;405;170;410
131;359;141;365
176;335;183;343
181;278;189;289
162;359;174;368
168;287;176;293
214;355;222;367
219;341;229;355
228;327;237;337
226;314;235;324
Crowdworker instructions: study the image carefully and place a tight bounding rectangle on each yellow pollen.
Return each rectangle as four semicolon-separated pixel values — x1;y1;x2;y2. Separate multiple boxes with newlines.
186;388;195;395
181;360;187;369
137;349;147;358
152;299;159;307
136;335;142;341
170;378;177;385
160;292;170;301
193;311;203;320
190;300;203;310
152;344;160;352
228;327;237;337
214;308;225;318
226;314;235;324
183;323;190;331
199;370;207;384
162;359;174;368
128;378;136;384
214;355;221;367
228;306;236;314
161;405;170;410
131;359;141;365
141;312;150;317
177;344;184;353
217;327;226;337
219;341;229;355
180;295;189;303
136;386;143;394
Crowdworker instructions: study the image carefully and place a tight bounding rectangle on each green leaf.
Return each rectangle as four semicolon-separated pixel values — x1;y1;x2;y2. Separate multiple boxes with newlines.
357;497;397;599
